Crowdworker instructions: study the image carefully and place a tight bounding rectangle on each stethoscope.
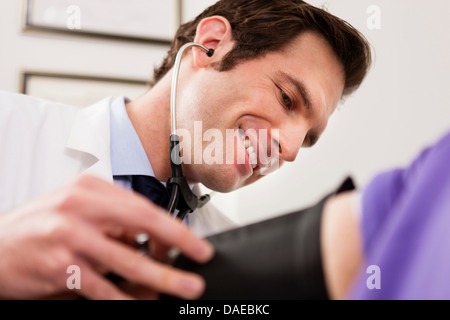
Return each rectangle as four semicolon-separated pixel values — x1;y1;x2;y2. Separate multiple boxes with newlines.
136;43;215;254
166;42;216;221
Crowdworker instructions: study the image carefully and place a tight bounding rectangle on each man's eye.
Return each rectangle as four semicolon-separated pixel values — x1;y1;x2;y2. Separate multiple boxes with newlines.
280;90;293;109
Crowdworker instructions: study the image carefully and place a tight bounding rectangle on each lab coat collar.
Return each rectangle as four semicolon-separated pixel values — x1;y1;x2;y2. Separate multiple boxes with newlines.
66;97;114;182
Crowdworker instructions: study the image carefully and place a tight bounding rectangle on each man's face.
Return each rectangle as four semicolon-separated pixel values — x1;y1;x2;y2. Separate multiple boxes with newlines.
177;32;345;193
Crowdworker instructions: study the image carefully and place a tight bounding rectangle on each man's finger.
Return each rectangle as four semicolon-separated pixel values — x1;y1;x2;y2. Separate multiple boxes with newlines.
68;224;206;299
76;262;134;300
62;177;214;263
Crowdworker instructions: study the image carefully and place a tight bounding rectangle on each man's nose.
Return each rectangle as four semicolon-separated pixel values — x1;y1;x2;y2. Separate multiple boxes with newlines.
278;126;307;163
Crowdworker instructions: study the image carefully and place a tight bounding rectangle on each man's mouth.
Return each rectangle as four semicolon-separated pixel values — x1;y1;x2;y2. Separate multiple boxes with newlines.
244;138;258;169
238;127;280;176
238;128;260;171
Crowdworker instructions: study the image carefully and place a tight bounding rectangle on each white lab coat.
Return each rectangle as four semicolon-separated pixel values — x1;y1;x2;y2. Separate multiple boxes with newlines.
0;91;236;237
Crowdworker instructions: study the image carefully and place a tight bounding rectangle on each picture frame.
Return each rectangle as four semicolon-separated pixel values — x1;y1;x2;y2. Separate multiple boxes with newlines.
21;71;150;108
21;0;181;44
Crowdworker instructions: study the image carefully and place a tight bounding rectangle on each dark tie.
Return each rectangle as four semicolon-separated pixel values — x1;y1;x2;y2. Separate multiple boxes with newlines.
131;175;170;209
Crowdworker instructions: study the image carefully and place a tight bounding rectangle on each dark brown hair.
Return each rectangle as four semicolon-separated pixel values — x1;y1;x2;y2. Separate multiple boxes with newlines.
153;0;372;97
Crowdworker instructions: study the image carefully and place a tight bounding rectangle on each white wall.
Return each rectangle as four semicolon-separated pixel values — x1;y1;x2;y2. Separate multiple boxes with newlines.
1;0;449;225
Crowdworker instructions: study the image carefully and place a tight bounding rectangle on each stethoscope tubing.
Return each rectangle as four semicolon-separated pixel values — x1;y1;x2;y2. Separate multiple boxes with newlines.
168;42;215;217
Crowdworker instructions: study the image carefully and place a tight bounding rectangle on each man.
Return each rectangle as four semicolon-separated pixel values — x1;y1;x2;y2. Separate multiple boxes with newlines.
0;0;371;299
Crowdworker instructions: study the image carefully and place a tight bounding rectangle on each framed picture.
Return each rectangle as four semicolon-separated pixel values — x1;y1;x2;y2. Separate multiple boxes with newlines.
22;0;181;43
21;71;150;108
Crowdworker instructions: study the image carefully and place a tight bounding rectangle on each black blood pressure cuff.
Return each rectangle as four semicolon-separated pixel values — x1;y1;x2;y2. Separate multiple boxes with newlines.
163;177;355;300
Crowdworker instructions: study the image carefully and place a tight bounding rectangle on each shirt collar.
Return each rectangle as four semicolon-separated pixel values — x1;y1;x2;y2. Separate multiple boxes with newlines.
110;96;155;177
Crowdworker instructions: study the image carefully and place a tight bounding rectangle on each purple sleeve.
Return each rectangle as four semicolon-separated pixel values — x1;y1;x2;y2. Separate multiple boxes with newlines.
360;169;405;253
350;130;450;299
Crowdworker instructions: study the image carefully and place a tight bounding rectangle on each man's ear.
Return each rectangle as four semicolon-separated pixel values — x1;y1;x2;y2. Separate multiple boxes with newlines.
192;16;233;69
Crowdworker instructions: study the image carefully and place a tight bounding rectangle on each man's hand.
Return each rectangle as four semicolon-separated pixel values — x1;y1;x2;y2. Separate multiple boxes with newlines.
0;175;214;300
